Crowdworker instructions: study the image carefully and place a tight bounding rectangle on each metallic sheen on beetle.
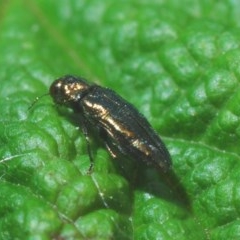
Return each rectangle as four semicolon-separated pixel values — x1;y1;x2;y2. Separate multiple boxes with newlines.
50;75;172;172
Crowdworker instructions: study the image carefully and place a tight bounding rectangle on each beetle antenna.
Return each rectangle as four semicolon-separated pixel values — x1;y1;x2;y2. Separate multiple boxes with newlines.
28;93;49;111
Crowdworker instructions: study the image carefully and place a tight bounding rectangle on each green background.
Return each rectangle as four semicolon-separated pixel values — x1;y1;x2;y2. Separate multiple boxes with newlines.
1;1;240;239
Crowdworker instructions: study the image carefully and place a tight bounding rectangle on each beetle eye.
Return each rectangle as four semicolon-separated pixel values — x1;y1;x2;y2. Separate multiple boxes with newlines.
49;80;65;104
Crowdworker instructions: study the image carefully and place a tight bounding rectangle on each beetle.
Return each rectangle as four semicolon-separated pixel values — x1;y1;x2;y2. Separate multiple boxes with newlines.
49;75;172;172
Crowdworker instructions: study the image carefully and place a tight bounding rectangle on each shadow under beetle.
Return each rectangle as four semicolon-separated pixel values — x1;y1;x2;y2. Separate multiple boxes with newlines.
49;75;172;172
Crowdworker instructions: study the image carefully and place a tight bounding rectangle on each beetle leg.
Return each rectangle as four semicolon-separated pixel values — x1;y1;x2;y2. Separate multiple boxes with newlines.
99;128;118;159
104;141;117;158
80;117;94;174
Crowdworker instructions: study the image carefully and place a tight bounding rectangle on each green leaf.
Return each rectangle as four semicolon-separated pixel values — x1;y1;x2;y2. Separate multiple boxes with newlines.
1;1;240;239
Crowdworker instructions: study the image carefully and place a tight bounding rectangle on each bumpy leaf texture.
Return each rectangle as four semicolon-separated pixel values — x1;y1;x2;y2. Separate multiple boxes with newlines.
0;1;240;239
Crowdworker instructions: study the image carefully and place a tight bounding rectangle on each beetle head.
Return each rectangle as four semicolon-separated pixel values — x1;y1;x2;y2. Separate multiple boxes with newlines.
50;75;90;105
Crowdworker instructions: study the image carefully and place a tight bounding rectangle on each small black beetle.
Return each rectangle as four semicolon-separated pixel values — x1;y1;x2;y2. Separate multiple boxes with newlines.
50;75;172;172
